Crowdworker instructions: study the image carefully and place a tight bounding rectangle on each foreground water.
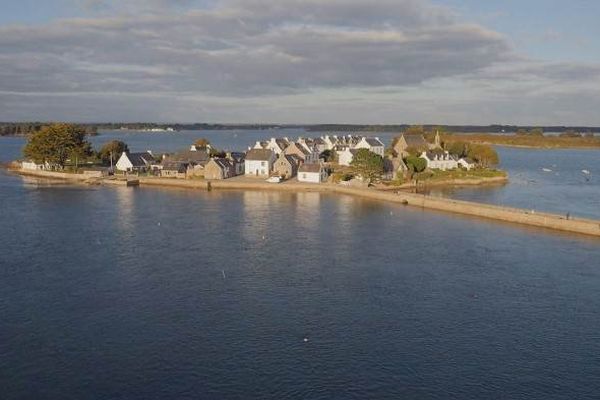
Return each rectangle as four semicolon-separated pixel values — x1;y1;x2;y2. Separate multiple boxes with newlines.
1;131;600;399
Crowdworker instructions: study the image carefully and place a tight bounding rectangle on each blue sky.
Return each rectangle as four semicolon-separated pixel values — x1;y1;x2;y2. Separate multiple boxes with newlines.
1;0;599;124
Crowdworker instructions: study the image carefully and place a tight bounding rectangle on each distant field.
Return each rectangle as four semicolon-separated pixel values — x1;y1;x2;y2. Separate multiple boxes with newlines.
444;134;600;149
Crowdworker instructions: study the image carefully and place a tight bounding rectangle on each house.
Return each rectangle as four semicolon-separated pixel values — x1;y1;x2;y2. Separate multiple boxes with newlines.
336;147;359;166
226;152;245;175
322;135;339;150
245;149;276;177
383;157;408;180
420;150;458;171
161;161;188;178
21;161;48;170
204;158;235;180
252;141;269;150
298;163;328;183
263;137;290;155
355;137;385;157
284;142;319;164
165;148;210;166
115;151;155;172
273;153;300;179
458;157;477;171
393;134;428;157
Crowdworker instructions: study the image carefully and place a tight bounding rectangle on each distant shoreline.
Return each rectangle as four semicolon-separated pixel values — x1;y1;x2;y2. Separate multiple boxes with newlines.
11;168;600;238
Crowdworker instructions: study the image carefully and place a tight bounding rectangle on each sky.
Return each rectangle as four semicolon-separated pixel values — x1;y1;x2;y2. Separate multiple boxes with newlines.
1;0;599;125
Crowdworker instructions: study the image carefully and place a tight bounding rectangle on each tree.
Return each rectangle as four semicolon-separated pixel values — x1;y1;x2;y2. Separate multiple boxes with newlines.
23;123;92;169
405;155;427;173
350;148;384;183
467;144;499;167
194;138;210;147
98;140;129;165
447;141;468;158
320;149;336;162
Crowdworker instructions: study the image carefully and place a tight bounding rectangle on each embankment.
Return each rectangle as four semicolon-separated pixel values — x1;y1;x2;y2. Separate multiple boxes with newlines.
12;168;600;238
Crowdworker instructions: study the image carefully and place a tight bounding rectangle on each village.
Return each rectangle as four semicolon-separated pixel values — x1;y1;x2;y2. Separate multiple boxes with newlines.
59;131;492;186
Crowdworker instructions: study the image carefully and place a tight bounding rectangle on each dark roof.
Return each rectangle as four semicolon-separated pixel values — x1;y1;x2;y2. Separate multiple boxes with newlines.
245;148;274;161
461;157;476;164
403;134;427;147
168;149;209;163
312;137;325;144
277;154;300;166
162;161;188;172
364;137;384;146
227;152;245;163
299;164;322;173
127;152;155;167
209;158;234;170
287;142;310;155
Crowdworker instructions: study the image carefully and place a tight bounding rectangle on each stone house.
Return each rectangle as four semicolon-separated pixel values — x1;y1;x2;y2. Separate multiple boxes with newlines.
204;158;236;180
273;153;300;179
284;142;319;164
161;161;188;178
393;134;428;157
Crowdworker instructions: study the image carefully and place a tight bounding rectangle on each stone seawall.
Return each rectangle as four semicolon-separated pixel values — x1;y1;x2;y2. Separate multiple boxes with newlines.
13;169;600;238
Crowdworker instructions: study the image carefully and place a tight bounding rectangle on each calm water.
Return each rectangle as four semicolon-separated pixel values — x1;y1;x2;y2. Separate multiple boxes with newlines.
1;132;600;399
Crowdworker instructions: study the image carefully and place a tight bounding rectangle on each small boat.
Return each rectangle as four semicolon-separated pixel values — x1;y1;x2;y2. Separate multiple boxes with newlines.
542;168;552;172
582;169;591;175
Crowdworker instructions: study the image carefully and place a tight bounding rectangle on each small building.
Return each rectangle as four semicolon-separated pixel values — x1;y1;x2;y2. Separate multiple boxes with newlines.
226;152;246;176
161;161;188;178
420;150;458;171
355;137;385;157
115;151;156;173
393;134;428;157
284;142;319;164
458;157;477;171
21;161;47;171
245;149;276;177
383;157;408;180
204;158;235;180
336;147;359;166
298;163;328;183
273;153;300;179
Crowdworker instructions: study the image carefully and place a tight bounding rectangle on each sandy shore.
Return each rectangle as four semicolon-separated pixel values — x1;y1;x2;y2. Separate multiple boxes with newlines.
11;168;600;238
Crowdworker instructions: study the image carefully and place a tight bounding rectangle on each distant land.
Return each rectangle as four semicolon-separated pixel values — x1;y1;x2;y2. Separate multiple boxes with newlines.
2;122;600;136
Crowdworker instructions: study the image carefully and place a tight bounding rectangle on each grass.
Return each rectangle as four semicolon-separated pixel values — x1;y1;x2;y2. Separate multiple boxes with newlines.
444;134;600;149
423;168;507;182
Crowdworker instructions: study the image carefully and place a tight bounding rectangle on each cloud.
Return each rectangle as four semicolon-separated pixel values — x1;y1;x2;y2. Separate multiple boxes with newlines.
0;0;510;97
0;0;599;124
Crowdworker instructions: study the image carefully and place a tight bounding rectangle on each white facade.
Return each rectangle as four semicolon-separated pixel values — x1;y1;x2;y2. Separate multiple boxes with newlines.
245;160;271;176
355;137;385;157
420;151;458;171
336;148;357;166
298;165;328;183
21;161;46;170
115;152;134;172
458;158;476;171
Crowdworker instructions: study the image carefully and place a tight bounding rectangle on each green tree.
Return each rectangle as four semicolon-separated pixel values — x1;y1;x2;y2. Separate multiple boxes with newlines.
98;140;129;165
405;155;427;173
467;144;499;167
320;149;336;162
23;123;92;169
447;141;468;158
350;148;384;183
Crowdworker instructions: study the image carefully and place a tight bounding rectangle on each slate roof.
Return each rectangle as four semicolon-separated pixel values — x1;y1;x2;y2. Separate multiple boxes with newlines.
127;152;155;167
364;137;384;147
162;161;188;172
167;149;210;164
209;158;234;170
402;134;427;147
245;148;274;161
299;163;323;173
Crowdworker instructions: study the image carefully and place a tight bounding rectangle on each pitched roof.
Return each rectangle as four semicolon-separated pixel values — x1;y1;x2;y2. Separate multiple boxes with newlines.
162;161;188;172
127;152;155;167
168;149;209;163
227;152;245;163
209;158;234;170
364;137;384;147
299;163;323;173
402;134;427;147
246;148;274;161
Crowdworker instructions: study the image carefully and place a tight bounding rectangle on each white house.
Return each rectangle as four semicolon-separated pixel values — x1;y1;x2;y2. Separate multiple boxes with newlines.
298;163;328;183
458;157;477;171
355;137;385;157
115;151;156;172
244;148;276;177
21;161;47;170
420;151;458;171
336;147;359;166
283;142;319;164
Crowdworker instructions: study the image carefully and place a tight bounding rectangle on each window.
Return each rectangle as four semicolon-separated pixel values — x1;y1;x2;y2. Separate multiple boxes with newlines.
261;161;266;167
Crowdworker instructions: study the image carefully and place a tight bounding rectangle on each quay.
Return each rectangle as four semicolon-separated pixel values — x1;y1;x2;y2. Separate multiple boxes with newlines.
10;168;600;238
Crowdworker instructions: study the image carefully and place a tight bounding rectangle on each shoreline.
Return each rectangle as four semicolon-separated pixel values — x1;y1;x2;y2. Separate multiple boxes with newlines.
10;168;600;238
